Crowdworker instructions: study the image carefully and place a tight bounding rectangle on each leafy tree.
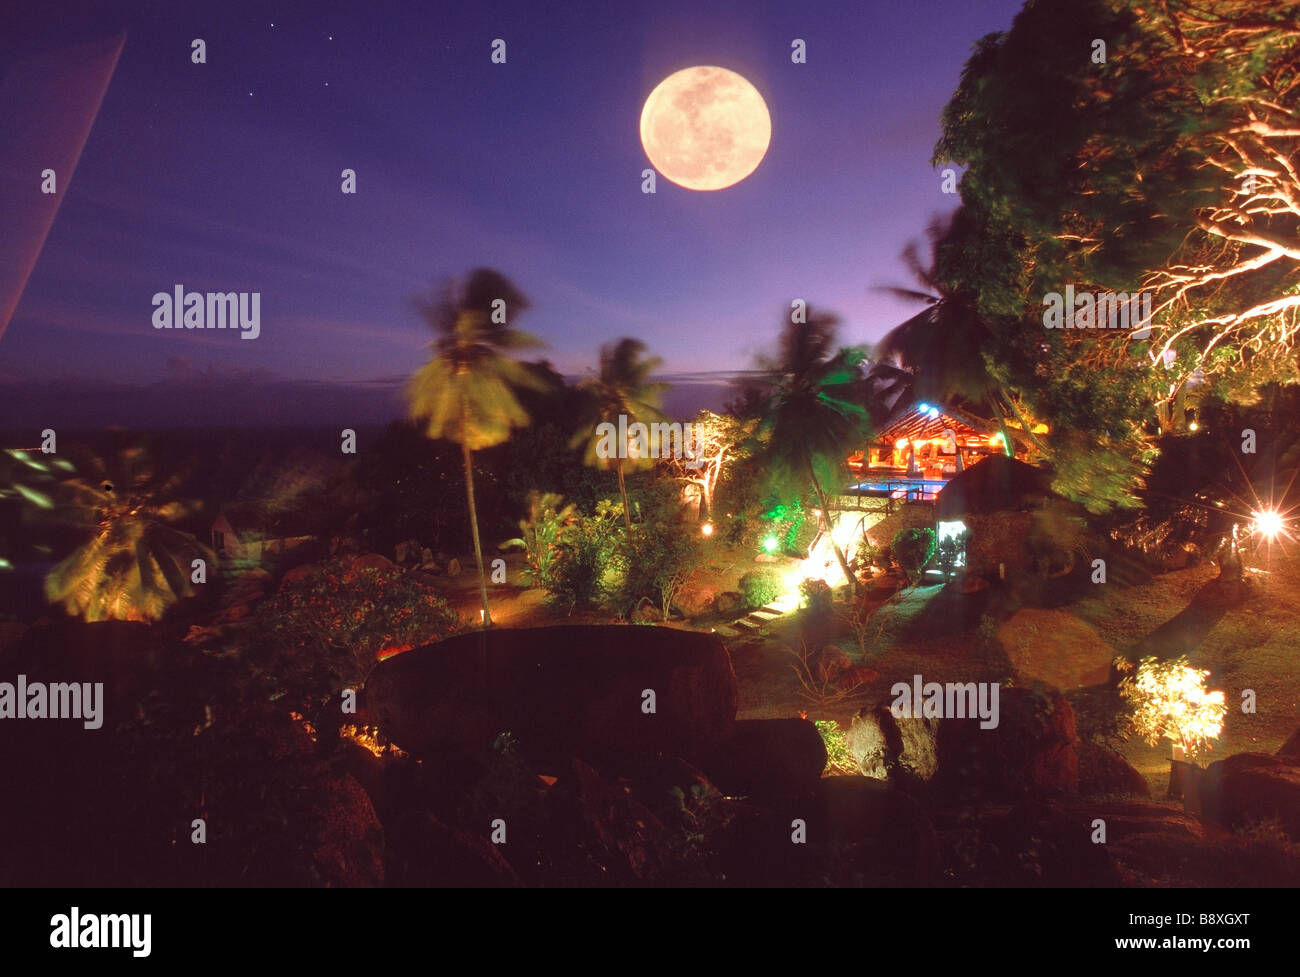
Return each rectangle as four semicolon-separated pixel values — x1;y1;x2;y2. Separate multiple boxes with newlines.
406;268;546;626
42;440;212;622
663;409;755;523
572;338;668;528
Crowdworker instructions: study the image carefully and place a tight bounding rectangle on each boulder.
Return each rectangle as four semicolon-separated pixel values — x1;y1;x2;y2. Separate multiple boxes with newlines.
631;601;661;623
351;552;394;573
956;573;989;594
715;592;743;615
1200;752;1300;841
308;773;386;888
1277;727;1300;759
674;586;716;618
385;813;521;887
845;705;939;783
753;553;778;563
933;686;1078;801
279;562;320;590
1076;740;1149;798
721;778;938;886
446;558;463;578
548;758;668;881
702;719;826;799
420;548;436;569
364;626;738;774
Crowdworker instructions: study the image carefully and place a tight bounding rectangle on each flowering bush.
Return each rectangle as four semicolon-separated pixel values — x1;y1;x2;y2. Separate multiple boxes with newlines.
251;557;461;699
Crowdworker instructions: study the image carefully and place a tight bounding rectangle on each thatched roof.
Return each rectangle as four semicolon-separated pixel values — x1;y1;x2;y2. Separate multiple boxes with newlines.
874;404;989;446
935;456;1054;519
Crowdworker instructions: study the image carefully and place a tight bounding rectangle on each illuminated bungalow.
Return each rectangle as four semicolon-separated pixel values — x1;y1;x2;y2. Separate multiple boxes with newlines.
845;400;1035;501
794;399;1048;588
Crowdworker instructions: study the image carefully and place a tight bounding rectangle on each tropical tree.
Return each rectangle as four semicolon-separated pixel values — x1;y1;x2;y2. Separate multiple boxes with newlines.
870;211;1046;455
571;338;668;528
406;268;545;627
43;441;212;623
758;309;871;590
663;409;755;523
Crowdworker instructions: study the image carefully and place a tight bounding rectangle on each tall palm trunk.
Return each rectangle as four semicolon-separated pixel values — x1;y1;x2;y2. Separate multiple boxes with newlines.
460;418;492;627
616;458;632;529
807;458;857;593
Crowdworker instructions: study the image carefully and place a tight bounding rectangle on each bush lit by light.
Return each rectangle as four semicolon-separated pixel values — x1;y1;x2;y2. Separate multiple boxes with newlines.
1118;655;1226;765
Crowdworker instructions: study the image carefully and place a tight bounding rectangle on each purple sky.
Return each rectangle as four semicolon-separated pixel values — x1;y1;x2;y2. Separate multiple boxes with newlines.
0;0;1024;425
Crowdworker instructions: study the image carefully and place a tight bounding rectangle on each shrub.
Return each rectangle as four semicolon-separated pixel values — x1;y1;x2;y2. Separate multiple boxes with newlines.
612;522;706;620
545;500;622;612
738;569;782;609
891;527;936;584
251;556;461;705
815;719;859;776
513;491;578;590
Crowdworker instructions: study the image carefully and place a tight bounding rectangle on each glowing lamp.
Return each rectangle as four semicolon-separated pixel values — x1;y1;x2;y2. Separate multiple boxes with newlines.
701;522;714;537
762;535;779;554
1252;509;1284;541
918;402;930;412
1188;421;1199;432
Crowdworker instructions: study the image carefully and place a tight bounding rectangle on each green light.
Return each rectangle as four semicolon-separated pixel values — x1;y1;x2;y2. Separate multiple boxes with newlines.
763;536;779;554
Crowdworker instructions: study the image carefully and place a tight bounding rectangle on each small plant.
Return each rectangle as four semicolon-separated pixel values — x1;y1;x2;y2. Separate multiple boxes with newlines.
738;568;782;609
891;526;936;585
513;491;577;590
814;719;860;776
788;639;873;706
1117;654;1227;766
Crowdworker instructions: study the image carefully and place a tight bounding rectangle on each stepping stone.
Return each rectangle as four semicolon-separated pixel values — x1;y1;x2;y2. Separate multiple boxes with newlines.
750;609;781;621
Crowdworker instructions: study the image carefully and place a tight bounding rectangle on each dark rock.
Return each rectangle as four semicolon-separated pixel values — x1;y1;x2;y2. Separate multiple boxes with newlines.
1077;740;1149;798
702;719;826;799
715;592;742;614
933;686;1078;802
721;778;938;886
364;625;738;774
351;553;394;573
385;813;521;887
279;562;320;590
1200;752;1300;841
1277;727;1300;759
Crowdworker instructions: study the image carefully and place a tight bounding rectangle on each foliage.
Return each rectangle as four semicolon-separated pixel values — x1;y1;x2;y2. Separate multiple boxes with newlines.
738;569;782;609
405;267;547;627
1117;654;1227;765
612;520;706;620
544;500;623;613
41;440;213;623
815;720;860;776
251;556;462;701
753;309;871;588
762;499;806;553
571;337;669;527
514;491;577;590
891;527;936;585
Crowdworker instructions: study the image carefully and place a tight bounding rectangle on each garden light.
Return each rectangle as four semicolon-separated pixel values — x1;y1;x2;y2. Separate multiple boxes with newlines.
700;522;714;537
1252;509;1284;542
762;535;779;554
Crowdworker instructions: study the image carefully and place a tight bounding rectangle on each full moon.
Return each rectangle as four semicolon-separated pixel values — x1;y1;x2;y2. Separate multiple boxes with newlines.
640;66;771;192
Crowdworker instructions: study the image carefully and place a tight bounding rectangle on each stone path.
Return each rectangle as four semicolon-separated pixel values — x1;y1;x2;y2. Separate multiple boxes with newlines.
714;602;785;639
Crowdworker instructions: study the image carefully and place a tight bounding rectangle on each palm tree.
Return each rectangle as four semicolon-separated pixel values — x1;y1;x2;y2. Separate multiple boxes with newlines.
870;212;1046;454
571;338;668;529
406;268;544;627
759;309;870;591
43;441;213;623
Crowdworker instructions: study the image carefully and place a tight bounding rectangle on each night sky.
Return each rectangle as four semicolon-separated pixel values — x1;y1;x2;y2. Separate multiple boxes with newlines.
0;0;1024;428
